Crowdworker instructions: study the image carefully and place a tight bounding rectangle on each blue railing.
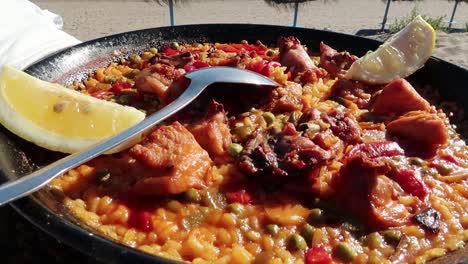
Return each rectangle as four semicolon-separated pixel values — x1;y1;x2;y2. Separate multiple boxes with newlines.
166;0;463;31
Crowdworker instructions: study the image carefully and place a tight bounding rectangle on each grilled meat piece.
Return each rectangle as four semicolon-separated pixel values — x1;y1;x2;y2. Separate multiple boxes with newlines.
373;78;431;115
335;154;414;229
319;42;358;78
189;101;232;162
149;52;194;68
134;63;183;101
330;79;372;109
278;36;326;81
128;122;212;196
387;111;449;157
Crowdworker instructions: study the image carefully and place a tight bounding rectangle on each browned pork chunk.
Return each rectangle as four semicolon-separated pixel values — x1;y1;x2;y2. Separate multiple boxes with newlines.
372;79;431;115
319;42;358;78
335;155;414;230
278;36;326;81
128;122;212;196
387;111;449;156
189;101;232;161
149;51;194;68
330;79;372;109
134;63;183;101
263;82;304;112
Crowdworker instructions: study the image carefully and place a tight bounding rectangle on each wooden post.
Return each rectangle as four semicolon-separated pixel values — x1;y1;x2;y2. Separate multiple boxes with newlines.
293;0;299;27
381;0;391;31
448;0;460;30
169;0;175;26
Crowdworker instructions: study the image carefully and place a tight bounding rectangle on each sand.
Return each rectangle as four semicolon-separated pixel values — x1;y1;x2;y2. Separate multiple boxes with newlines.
31;0;468;69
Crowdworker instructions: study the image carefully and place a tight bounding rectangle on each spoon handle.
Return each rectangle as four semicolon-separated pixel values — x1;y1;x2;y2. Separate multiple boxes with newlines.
0;77;208;206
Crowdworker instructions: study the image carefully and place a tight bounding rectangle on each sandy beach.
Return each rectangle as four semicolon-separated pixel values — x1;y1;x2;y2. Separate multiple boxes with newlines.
31;0;468;68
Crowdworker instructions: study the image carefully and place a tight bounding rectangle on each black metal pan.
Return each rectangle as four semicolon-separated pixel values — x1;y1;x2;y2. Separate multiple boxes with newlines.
1;24;467;264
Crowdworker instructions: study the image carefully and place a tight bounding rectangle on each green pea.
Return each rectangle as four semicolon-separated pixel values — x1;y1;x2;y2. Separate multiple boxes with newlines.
228;143;243;157
262;112;276;126
125;69;140;79
104;74;118;84
95;169;110;182
365;232;383;249
245;230;261;241
141;51;154;60
181;212;205;230
170;42;179;49
308;208;326;225
233;126;253;141
184;188;201;203
334;242;357;262
166;200;182;212
341;221;363;234
408;157;424;166
149;47;158;54
240;40;249;44
117;94;132;105
276;114;288;122
129;54;142;64
382;230;402;244
300;224;315;245
287;234;307;250
265;224;279;237
288;110;302;126
269;121;284;134
199;206;210;214
227;203;244;214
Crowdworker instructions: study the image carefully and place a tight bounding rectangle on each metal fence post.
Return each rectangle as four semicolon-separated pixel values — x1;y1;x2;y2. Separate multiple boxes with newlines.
293;1;299;27
381;0;391;31
169;0;175;26
448;0;460;30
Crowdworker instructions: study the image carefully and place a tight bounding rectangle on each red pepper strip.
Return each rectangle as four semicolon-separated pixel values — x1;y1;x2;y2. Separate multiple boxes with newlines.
183;65;196;72
388;168;428;199
183;60;210;73
440;153;459;165
128;210;152;232
261;61;280;76
305;246;332;264
216;43;267;55
344;141;404;161
283;122;297;136
110;81;132;94
246;60;267;74
225;189;253;204
247;60;279;77
192;60;210;68
163;46;178;56
216;44;238;53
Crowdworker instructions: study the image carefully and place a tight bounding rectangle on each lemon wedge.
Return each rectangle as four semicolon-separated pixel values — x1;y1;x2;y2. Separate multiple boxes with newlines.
345;15;436;84
0;66;145;153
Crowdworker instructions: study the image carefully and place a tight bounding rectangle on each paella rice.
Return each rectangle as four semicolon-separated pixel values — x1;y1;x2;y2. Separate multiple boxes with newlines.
50;37;467;263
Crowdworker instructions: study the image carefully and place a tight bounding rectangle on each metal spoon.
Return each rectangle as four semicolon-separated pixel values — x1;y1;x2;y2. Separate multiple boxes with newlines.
0;67;278;206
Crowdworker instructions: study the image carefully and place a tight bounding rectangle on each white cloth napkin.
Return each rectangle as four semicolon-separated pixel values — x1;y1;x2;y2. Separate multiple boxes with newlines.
0;0;81;70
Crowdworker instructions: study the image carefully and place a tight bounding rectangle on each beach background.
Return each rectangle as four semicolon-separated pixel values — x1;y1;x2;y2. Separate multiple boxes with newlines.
31;0;468;68
0;1;466;263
